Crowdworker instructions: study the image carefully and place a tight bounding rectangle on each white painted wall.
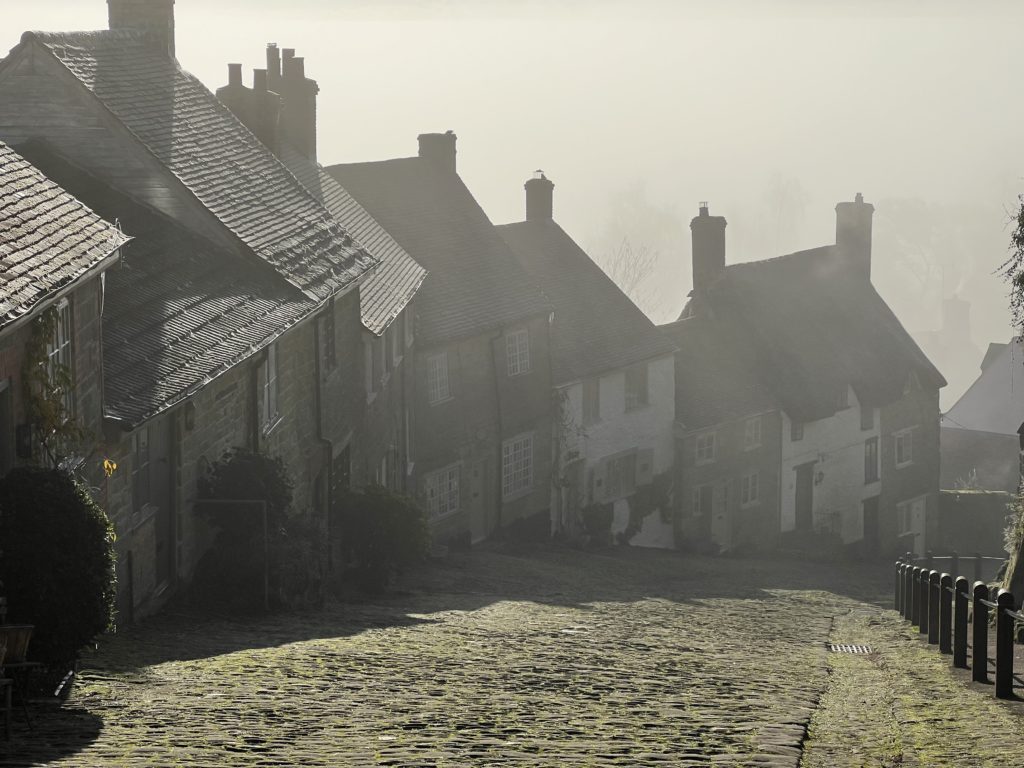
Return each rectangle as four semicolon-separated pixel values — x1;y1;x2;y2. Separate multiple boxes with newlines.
557;354;676;547
780;386;880;544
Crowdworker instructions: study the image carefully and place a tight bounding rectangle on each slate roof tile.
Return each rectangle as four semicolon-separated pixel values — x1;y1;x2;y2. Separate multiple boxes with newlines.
27;29;375;301
0;139;126;329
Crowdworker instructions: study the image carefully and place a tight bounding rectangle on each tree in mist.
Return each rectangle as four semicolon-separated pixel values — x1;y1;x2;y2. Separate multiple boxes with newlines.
1003;197;1024;331
599;237;658;311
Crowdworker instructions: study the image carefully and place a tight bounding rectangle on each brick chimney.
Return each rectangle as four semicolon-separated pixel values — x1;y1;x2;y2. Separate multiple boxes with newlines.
108;0;175;58
278;50;319;163
216;64;281;153
418;131;457;174
835;192;874;281
690;203;727;294
525;171;554;221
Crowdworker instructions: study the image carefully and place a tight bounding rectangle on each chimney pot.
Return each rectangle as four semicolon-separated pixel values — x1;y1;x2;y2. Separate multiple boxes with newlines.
525;170;554;221
418;131;458;174
690;203;727;294
253;68;268;93
228;62;242;87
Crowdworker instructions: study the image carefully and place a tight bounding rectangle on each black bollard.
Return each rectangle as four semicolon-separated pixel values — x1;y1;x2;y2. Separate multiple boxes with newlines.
972;581;989;684
911;567;922;627
995;589;1015;699
953;576;969;668
928;571;941;645
904;564;914;621
939;573;953;654
895;561;903;612
919;568;930;636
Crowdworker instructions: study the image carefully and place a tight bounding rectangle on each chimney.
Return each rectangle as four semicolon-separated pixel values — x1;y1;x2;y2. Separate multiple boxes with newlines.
216;62;280;153
278;50;319;163
418;131;457;174
524;171;554;222
227;63;242;88
108;0;175;58
266;43;282;94
835;192;874;280
690;203;727;294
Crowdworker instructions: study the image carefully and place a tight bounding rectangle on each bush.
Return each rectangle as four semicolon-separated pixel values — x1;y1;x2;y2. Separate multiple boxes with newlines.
332;485;429;592
0;466;116;667
581;502;614;546
192;448;320;609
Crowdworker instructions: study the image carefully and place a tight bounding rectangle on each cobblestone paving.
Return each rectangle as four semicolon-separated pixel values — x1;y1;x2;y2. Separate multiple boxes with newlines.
0;547;1006;767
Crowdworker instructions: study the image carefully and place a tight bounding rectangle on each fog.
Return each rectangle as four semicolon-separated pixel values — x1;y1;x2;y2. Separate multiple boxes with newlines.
7;0;1023;406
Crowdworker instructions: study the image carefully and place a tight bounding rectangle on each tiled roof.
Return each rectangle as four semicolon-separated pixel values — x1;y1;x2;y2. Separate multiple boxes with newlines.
0;140;126;329
326;157;551;343
695;246;946;422
18;141;314;426
497;219;675;384
26;30;374;302
661;315;773;430
280;146;425;336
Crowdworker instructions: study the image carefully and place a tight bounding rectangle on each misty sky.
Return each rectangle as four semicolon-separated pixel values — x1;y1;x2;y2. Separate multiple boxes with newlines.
5;1;1023;402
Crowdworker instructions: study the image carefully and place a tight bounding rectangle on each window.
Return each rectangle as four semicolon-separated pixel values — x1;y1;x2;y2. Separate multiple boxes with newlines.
625;363;649;411
502;432;534;499
895;429;913;467
262;342;279;430
791;420;804;441
424;464;460;519
836;387;849;409
132;426;150;511
743;416;762;449
322;300;336;369
896;497;924;535
860;405;874;431
740;472;759;507
427;352;450;404
583;378;601;426
46;298;74;419
695;431;716;465
606;451;637;500
691;484;712;517
506;329;530;376
363;339;374;397
864;437;879;483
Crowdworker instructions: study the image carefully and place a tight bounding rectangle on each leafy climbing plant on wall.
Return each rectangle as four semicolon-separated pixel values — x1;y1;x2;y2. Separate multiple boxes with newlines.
21;304;85;465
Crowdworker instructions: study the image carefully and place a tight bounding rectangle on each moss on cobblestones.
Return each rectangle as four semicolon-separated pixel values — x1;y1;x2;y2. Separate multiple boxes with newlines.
2;548;1016;767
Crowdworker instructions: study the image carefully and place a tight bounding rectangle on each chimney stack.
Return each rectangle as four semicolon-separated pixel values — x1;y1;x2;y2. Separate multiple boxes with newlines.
108;0;175;58
525;171;554;221
266;43;282;93
835;192;874;281
227;63;242;88
690;203;727;294
418;131;457;174
277;49;319;163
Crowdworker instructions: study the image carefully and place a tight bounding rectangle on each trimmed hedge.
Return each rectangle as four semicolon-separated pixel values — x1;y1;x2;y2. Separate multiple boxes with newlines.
0;466;116;666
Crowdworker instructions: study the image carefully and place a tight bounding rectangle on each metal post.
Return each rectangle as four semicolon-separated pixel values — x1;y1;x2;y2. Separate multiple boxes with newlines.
919;568;930;636
928;571;940;645
911;567;922;626
953;576;969;668
995;589;1015;699
904;564;914;621
939;573;953;654
972;581;989;683
895;561;903;612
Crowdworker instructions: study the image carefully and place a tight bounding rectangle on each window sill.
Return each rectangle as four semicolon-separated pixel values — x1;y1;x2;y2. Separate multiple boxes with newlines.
429;508;460;524
740;501;760;510
895;460;914;470
695;458;716;467
502;486;533;503
262;415;283;438
508;369;532;378
743;443;761;452
429;395;454;407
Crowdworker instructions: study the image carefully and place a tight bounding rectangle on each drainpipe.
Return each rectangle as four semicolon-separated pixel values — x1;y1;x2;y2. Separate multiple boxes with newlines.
490;328;505;535
312;307;334;565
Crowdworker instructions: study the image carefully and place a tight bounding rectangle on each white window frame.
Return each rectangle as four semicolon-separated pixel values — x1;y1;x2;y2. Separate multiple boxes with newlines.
262;342;280;432
865;437;880;484
895;428;914;468
46;298;74;419
743;416;762;450
502;431;534;500
695;431;716;465
505;329;531;377
427;351;451;405
424;463;460;520
896;496;925;536
740;471;759;508
624;362;649;412
691;484;711;517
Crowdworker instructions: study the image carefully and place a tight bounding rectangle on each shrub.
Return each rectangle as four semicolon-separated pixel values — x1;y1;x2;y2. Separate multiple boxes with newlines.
0;466;116;667
581;502;614;546
332;485;429;592
192;448;319;609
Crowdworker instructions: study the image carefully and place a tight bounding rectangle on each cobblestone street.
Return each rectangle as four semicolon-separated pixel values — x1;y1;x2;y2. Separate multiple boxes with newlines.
2;547;1024;767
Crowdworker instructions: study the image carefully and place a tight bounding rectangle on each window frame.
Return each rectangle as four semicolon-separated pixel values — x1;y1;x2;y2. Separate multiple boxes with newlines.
624;362;649;412
424;463;460;520
894;428;914;468
426;351;451;405
46;298;74;420
864;436;880;484
740;471;759;508
502;431;534;500
743;416;762;450
691;484;712;518
695;431;716;465
262;342;280;433
790;420;804;441
860;405;874;431
605;450;638;500
505;328;531;377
